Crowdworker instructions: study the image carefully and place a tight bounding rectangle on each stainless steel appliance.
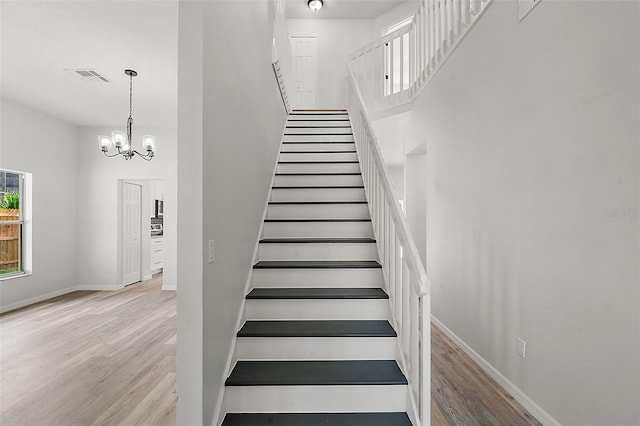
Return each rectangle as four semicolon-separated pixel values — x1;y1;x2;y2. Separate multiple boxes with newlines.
151;223;163;236
155;199;164;218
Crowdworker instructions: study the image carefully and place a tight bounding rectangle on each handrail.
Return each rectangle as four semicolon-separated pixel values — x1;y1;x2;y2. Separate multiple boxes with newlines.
348;70;431;426
272;60;291;114
349;0;493;114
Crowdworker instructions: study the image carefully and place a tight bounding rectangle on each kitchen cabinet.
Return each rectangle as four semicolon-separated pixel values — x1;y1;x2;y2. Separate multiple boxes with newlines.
150;237;163;272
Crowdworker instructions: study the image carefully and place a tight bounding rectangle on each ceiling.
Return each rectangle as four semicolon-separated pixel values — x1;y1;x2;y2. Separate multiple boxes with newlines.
1;0;406;128
1;1;178;127
286;0;407;19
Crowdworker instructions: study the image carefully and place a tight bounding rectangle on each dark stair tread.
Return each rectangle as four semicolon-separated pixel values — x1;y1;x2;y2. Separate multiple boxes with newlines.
246;288;388;300
275;172;360;176
280;150;357;153
259;238;375;244
285;133;354;135
278;161;359;164
264;219;371;222
282;141;355;144
225;360;407;386
222;412;411;426
254;260;381;269
237;320;396;337
272;186;364;189
268;201;368;205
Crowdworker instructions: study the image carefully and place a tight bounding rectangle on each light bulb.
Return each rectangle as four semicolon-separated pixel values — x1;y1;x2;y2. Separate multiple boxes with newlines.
308;0;323;11
142;135;156;152
112;131;125;148
98;135;112;152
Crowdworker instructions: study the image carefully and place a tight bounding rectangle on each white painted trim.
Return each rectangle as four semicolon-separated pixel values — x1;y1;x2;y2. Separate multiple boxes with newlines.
431;316;561;426
77;284;124;291
143;274;153;281
211;118;288;426
0;285;79;314
161;284;176;291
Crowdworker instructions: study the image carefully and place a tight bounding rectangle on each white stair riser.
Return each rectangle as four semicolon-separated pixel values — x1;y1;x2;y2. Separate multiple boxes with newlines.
267;203;369;219
262;221;373;239
251;268;383;288
236;337;397;360
258;242;377;261
224;385;407;413
277;162;360;173
245;299;389;320
281;142;355;152
270;188;366;202
274;174;362;186
284;128;352;135
288;114;349;120
286;121;351;127
279;152;358;162
283;134;354;143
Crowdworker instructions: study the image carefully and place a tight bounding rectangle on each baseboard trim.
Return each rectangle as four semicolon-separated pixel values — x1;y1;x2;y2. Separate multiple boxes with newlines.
431;316;561;426
1;286;80;314
143;274;153;281
78;284;125;291
161;284;176;291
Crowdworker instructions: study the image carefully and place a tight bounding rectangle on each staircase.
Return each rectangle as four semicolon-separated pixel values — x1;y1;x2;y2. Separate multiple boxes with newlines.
220;110;413;425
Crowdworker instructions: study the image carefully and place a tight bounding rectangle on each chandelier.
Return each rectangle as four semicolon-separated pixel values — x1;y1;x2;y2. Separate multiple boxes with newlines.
99;69;156;161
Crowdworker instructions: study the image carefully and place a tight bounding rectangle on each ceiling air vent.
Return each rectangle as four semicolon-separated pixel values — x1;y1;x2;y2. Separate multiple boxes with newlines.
66;69;110;83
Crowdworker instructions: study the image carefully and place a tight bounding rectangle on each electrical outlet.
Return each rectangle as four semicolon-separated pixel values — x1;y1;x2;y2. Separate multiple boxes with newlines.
517;338;526;358
208;240;215;263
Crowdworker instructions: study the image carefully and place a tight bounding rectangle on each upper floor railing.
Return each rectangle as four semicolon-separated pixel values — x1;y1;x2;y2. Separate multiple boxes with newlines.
349;0;492;114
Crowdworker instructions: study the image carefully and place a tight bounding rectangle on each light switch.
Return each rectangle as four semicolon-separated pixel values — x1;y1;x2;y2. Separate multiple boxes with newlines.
208;240;215;263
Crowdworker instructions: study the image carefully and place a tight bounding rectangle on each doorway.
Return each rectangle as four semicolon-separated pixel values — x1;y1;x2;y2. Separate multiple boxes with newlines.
122;181;142;286
291;36;318;109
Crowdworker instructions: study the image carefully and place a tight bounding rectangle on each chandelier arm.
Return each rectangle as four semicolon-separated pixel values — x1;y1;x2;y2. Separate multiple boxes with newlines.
103;151;126;158
132;150;154;161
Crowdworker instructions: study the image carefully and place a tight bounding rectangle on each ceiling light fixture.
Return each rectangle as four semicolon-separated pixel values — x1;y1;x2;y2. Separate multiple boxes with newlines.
99;69;155;161
308;0;323;11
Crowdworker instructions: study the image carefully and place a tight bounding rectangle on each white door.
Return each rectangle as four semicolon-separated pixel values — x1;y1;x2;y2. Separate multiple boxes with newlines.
291;36;318;109
123;182;142;285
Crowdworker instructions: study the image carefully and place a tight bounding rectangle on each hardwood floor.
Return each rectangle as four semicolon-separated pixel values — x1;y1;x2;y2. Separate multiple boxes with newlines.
431;325;541;426
1;276;538;426
0;275;175;426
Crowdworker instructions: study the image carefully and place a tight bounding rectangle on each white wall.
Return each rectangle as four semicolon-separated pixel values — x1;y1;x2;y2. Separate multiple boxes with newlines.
76;126;177;291
176;1;204;424
287;19;375;108
404;1;639;424
200;2;287;425
0;98;79;312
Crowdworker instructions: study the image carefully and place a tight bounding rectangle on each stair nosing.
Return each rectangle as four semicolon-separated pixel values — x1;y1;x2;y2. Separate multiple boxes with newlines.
237;320;397;337
264;218;371;222
246;288;388;300
259;238;375;244
253;260;381;269
225;360;408;387
271;186;364;189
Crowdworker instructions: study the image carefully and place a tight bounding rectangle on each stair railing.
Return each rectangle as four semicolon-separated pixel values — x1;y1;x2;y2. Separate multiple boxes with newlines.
349;0;492;114
348;72;431;426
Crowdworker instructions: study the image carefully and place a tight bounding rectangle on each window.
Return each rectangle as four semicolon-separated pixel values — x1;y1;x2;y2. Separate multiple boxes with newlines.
0;170;25;277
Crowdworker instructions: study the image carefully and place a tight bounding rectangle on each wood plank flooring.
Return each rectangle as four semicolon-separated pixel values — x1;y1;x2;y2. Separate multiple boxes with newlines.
1;276;539;425
0;275;175;426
